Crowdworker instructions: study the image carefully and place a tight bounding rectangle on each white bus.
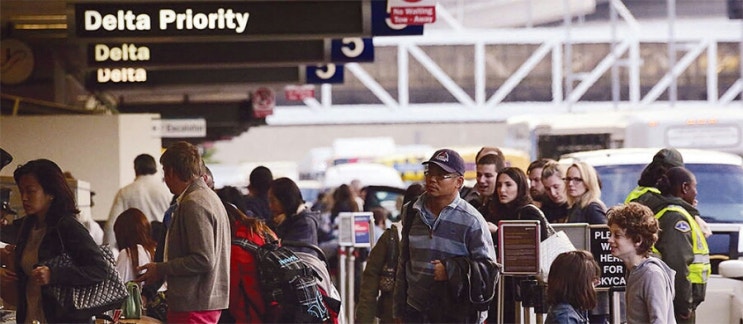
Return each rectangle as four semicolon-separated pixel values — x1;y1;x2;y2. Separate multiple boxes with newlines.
505;107;743;160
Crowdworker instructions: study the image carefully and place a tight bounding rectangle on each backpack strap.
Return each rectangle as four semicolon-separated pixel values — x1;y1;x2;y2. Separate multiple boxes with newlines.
232;238;260;253
281;240;327;264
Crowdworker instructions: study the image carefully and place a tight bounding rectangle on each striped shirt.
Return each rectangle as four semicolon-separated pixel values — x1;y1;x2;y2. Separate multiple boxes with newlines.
401;193;496;314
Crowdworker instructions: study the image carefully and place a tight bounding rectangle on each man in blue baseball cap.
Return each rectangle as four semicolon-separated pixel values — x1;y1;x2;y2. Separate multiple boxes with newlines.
393;148;498;323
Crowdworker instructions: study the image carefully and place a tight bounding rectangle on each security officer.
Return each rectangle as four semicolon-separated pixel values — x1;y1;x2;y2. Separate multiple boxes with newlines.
626;147;712;237
634;167;710;324
625;148;684;204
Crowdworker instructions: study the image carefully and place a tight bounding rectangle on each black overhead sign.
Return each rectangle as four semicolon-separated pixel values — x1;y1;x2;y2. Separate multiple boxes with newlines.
86;38;374;68
85;64;345;89
87;40;327;67
71;1;371;40
86;66;302;89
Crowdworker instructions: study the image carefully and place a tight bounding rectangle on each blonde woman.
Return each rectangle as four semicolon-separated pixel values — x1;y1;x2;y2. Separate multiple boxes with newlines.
565;161;607;224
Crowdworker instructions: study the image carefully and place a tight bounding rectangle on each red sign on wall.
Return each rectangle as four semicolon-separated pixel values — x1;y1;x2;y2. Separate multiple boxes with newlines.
284;85;315;101
389;0;436;25
252;87;275;118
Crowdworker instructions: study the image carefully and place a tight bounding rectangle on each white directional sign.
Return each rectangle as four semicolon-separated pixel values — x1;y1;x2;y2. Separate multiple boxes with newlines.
153;118;207;138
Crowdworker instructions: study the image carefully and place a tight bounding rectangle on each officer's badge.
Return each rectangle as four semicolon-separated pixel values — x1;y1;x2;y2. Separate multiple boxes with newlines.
674;220;691;232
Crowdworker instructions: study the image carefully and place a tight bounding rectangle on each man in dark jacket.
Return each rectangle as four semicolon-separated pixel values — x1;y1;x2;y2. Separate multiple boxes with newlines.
633;167;710;324
244;166;273;222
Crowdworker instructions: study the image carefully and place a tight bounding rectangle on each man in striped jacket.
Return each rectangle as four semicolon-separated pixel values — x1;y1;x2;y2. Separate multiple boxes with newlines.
393;148;498;323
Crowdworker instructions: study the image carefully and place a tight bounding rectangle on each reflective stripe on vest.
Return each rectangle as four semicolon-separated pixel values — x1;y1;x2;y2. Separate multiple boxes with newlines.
651;204;711;284
624;186;661;204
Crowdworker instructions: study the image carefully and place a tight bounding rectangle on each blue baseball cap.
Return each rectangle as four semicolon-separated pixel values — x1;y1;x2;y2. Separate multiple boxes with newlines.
423;149;465;176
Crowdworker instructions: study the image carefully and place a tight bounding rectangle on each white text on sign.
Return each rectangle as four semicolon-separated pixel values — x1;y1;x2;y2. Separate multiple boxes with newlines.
390;7;436;25
84;8;250;33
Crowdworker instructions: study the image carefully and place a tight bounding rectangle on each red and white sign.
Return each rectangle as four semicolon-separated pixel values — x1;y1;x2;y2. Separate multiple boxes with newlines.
389;0;436;25
284;85;315;101
252;87;275;118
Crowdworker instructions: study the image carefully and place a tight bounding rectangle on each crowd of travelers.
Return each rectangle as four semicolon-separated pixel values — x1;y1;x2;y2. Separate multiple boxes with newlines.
355;146;709;324
0;143;709;324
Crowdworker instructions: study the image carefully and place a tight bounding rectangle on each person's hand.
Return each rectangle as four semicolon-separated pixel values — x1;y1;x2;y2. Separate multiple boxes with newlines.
134;263;162;285
0;267;17;284
678;310;693;320
431;260;447;281
487;222;498;234
0;244;14;267
31;265;50;285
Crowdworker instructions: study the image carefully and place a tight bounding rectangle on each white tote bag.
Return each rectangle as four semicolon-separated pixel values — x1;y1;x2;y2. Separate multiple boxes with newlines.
538;230;576;282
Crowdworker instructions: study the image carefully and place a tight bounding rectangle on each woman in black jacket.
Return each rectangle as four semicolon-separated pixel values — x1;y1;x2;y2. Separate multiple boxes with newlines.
10;159;108;323
268;177;321;258
491;167;552;241
490;167;553;324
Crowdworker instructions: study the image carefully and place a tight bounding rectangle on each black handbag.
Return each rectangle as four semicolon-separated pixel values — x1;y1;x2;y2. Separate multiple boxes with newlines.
43;230;129;314
145;290;168;322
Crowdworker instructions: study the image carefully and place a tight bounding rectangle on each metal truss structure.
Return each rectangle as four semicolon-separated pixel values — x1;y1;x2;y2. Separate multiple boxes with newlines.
268;0;743;126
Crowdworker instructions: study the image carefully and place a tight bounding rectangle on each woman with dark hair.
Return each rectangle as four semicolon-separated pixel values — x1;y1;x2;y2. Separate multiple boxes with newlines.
489;167;553;324
545;250;601;324
268;177;321;257
114;208;157;283
330;184;359;224
491;167;552;241
9;159;108;323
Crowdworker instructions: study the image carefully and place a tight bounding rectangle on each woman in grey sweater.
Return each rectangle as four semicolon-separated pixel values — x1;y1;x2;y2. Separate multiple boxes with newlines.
607;203;676;324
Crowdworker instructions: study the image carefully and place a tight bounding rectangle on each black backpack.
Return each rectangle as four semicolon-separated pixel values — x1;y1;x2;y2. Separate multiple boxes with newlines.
232;236;330;323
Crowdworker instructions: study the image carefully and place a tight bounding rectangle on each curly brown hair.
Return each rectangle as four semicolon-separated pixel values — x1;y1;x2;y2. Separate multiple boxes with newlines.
607;203;659;257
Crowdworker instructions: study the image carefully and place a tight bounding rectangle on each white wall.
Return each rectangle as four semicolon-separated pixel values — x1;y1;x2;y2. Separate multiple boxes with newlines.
0;113;162;221
211;122;508;164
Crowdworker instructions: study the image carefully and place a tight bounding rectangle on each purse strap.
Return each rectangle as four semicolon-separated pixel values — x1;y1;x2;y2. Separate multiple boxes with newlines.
518;204;556;237
54;226;68;254
400;202;416;262
384;225;399;268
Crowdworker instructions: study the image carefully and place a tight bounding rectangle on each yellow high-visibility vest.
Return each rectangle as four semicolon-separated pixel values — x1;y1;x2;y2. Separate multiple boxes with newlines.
624;186;661;204
651;204;711;284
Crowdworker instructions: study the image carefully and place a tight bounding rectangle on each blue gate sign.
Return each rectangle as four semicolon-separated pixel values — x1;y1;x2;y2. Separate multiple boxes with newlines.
306;64;344;84
331;38;374;62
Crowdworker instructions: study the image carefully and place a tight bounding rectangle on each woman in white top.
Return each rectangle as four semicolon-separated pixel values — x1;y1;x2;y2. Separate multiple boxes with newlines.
113;208;156;282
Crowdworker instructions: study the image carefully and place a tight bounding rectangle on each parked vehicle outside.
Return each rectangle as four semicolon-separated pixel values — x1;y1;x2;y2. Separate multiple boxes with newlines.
559;148;743;262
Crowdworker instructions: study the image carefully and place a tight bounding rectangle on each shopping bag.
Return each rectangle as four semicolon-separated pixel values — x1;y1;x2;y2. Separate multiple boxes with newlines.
538;231;576;282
